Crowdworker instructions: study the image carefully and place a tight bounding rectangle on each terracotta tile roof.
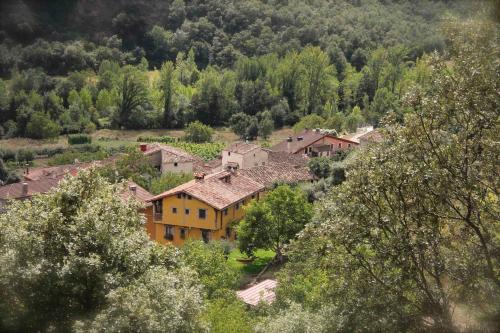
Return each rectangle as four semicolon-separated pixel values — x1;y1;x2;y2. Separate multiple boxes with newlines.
271;130;357;154
148;171;265;210
23;156;118;181
143;143;199;163
226;142;260;154
266;151;310;166
358;129;384;144
0;177;62;200
193;157;222;174
238;162;314;188
119;181;154;206
237;279;277;306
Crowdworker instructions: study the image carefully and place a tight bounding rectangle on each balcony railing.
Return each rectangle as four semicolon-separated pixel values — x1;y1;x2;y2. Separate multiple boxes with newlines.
154;212;162;221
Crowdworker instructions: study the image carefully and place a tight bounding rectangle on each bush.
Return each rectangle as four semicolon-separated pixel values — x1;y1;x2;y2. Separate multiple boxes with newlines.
16;149;34;164
68;134;92;145
184;121;213;143
48;150;109;166
25;112;61;139
137;135;178;143
150;172;193;195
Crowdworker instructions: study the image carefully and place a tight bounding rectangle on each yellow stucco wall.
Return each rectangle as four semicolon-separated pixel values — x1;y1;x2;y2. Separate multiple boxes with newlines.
148;191;262;246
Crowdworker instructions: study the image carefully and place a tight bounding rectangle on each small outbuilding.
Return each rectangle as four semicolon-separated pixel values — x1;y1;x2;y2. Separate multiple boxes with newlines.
237;279;277;306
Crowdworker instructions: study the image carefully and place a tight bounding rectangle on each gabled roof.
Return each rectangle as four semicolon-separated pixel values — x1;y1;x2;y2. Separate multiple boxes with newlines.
271;130;357;154
266;151;310;167
144;143;199;163
238;162;314;188
119;181;154;206
0;177;62;200
237;279;277;306
148;171;265;210
226;142;260;154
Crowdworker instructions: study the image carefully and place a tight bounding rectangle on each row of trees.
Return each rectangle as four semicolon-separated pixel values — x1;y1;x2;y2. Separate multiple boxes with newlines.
0;44;426;139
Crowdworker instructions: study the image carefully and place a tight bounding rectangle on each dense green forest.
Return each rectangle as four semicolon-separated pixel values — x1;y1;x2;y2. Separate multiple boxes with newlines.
0;0;482;138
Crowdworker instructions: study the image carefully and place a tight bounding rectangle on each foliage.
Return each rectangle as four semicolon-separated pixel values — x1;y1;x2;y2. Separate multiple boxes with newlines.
98;149;160;190
150;172;193;195
237;185;313;260
25;112;61;139
292;114;325;133
68;133;92;145
0;169;192;332
48;150;109;166
203;296;254;333
183;120;213;143
255;303;328;333
181;240;240;298
308;157;332;179
278;19;500;332
169;142;224;161
74;267;205;333
137;135;178;144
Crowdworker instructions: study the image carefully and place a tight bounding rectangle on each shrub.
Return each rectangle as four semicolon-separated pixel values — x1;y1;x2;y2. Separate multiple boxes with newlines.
184;121;213;143
137;135;177;143
150;172;193;195
68;134;92;145
16;149;34;164
25;112;61;139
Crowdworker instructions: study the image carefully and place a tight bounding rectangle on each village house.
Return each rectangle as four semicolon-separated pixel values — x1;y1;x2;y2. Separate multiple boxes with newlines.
222;142;269;170
145;170;265;246
140;143;201;174
0;162;153;213
341;126;384;146
271;129;358;157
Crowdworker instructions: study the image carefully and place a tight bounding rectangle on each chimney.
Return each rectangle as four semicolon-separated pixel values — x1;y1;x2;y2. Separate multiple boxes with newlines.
25;163;29;175
315;128;320;133
194;172;206;182
140;144;148;152
22;182;29;196
286;137;293;142
297;136;303;141
287;136;292;152
129;184;137;195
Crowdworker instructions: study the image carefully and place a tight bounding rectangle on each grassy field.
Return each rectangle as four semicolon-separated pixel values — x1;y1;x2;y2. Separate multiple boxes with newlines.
0;127;295;151
228;248;275;275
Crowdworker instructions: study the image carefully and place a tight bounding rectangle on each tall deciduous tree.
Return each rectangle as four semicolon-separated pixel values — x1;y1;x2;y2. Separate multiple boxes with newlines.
237;185;312;261
116;68;148;129
159;61;176;128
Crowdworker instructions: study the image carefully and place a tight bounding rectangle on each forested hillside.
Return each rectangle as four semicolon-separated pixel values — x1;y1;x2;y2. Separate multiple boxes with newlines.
0;0;482;139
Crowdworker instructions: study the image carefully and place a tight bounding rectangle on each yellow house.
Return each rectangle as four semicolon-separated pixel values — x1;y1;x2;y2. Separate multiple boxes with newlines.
145;170;265;246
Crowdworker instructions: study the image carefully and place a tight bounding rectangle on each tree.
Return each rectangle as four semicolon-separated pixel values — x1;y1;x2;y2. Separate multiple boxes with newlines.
237;185;312;261
279;19;500;332
184;120;213;143
115;69;148;129
159;61;176;128
0;169;194;332
258;110;274;139
292;114;325;133
308;157;332;179
25;112;61;139
74;267;205;333
181;241;240;298
343;106;365;133
204;296;254;333
230;112;256;139
150;172;193;195
299;47;337;115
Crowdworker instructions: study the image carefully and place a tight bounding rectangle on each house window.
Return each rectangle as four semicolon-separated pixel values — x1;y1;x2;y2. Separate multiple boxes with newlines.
180;228;187;239
201;229;211;243
153;200;162;220
187;195;192;200
228;152;231;156
199;209;207;219
164;225;174;241
172;207;177;214
338;143;341;148
348;144;351;148
225;227;231;238
177;193;182;199
174;162;178;167
185;208;190;215
235;203;240;210
224;209;228;216
251;195;255;199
